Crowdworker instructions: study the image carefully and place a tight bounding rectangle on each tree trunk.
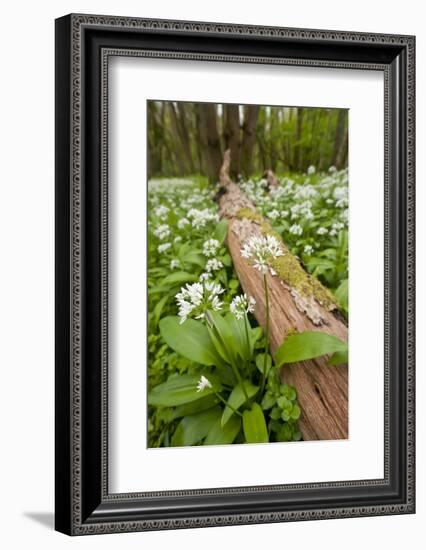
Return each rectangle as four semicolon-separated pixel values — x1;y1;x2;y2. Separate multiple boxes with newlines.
223;104;241;178
197;103;223;184
333;110;348;169
218;152;348;441
294;107;304;171
240;105;260;177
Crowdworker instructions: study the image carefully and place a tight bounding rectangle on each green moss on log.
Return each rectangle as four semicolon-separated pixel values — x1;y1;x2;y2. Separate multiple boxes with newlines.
236;207;338;311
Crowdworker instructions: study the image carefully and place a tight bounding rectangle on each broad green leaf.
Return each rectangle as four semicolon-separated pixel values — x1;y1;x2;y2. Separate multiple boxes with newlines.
225;312;251;361
160;316;224;366
171;394;220;419
184;251;206;269
221;382;259;427
328;349;349;366
171;407;222;447
213;219;229;244
255;353;272;376
153;293;170;324
204;414;241;445
148;374;221;407
334;279;348;312
161;271;198;286
242;403;268;444
206;310;238;366
275;331;348;367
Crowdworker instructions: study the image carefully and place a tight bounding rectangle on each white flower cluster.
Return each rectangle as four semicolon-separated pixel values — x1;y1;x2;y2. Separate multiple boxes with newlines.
241;235;284;275
170;259;180;269
153;224;170;240
187;208;219;229
205;258;223;273
158;243;172;253
289;224;303;236
317;227;328;235
329;221;345;236
202;238;220;257
176;281;224;324
307;165;316;175
177;218;190;230
154;205;170;220
304;245;314;256
230;293;256;320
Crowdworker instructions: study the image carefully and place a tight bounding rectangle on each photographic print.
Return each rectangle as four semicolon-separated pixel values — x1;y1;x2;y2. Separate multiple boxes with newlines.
147;100;349;448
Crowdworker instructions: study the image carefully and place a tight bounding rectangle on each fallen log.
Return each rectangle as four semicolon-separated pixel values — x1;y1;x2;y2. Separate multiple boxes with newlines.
218;151;348;441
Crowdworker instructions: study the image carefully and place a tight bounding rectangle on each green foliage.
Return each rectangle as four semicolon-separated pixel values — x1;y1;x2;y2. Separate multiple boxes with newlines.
159;317;224;366
147;175;348;447
148;374;221;407
275;331;348;367
243;404;269;443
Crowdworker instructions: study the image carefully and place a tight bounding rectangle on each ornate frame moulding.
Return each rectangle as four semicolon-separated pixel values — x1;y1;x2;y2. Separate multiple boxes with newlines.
55;13;415;535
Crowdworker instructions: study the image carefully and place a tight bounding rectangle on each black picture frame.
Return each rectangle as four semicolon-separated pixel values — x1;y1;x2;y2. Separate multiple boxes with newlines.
55;13;415;535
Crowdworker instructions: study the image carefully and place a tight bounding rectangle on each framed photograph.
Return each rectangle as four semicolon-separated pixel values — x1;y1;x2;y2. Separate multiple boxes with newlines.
55;14;415;535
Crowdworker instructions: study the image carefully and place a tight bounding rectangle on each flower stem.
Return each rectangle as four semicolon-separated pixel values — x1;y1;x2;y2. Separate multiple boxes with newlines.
261;273;270;394
214;391;243;417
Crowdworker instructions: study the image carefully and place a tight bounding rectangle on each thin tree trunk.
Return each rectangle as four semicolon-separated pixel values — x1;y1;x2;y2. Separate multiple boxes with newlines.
333;110;348;169
294;107;304;171
218;152;348;441
197;103;223;183
223;104;241;178
240;105;260;177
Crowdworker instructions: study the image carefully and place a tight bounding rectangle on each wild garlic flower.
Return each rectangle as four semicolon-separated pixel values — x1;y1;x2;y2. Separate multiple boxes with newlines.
154;224;170;240
289;224;303;236
329;165;337;173
203;238;220;257
154;205;170;220
230;294;256;320
304;245;314;256
307;165;316;175
170;259;180;269
268;209;280;220
317;227;328;235
187;208;218;229
241;235;284;275
205;259;223;273
196;375;212;392
176;281;224;324
177;218;190;230
158;242;171;253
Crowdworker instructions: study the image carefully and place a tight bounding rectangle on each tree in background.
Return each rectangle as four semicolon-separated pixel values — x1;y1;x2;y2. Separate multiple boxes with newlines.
147;100;348;181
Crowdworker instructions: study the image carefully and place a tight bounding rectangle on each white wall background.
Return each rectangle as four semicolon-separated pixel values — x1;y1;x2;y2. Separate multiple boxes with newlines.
0;0;423;548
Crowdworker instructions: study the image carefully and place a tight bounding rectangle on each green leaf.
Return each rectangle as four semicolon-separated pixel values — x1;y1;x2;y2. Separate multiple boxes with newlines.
255;353;272;376
328;349;349;366
160;316;224;366
206;310;238;366
221;382;259;427
171;394;220;419
334;279;348;312
242;403;269;443
275;331;348;367
153;293;170;324
184;251;206;269
213;219;229;244
148;374;220;407
261;392;276;410
204;414;241;445
171;407;222;447
225;312;251;361
161;271;198;286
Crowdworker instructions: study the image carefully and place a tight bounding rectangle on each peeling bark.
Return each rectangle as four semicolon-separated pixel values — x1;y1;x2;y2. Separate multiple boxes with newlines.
218;152;348;441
